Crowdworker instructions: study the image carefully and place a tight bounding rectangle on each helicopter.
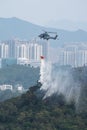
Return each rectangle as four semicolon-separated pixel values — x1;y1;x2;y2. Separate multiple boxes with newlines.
38;30;58;40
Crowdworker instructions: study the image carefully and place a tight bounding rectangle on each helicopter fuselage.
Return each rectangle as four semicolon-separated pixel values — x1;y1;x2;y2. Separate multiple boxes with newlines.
39;34;58;40
38;31;58;40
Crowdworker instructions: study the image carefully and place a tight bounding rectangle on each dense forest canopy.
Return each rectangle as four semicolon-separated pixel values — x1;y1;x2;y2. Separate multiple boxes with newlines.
0;66;86;129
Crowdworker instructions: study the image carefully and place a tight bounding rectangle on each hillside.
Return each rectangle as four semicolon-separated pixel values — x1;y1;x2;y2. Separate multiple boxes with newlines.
0;17;41;40
0;17;87;47
0;65;39;88
0;65;39;102
0;84;86;130
0;66;87;130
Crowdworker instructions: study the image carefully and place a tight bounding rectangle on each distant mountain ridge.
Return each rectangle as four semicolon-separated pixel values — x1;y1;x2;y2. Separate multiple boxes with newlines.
0;17;42;40
46;20;87;31
0;17;87;47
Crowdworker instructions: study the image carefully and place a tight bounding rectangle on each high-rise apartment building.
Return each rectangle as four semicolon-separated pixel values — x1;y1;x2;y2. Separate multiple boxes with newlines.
0;43;9;58
58;43;87;67
0;39;48;67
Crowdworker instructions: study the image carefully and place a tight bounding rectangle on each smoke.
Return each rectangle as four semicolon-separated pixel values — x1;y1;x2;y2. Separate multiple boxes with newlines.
39;59;81;106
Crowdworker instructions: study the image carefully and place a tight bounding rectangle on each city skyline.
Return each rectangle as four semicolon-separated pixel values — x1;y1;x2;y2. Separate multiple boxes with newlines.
0;39;48;67
0;39;87;67
57;43;87;67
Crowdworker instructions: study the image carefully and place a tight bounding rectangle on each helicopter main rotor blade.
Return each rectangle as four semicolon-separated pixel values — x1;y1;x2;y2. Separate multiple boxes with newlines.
48;32;57;34
42;30;57;34
42;30;47;33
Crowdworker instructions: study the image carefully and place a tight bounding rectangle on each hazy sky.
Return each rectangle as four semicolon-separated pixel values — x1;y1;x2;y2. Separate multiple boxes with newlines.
0;0;87;26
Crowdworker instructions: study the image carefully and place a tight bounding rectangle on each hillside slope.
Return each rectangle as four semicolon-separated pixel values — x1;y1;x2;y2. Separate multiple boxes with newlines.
0;83;86;130
0;65;39;89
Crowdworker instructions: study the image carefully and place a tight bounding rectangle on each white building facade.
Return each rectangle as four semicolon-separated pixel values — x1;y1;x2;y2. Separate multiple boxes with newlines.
58;43;87;67
0;39;48;67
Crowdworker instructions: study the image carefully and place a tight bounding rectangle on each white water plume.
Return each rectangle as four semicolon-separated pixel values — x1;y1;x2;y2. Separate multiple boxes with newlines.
39;59;81;105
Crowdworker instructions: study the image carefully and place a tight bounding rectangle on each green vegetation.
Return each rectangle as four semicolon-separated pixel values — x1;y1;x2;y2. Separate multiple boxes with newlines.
0;65;39;88
0;83;86;130
0;90;24;102
0;66;86;129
